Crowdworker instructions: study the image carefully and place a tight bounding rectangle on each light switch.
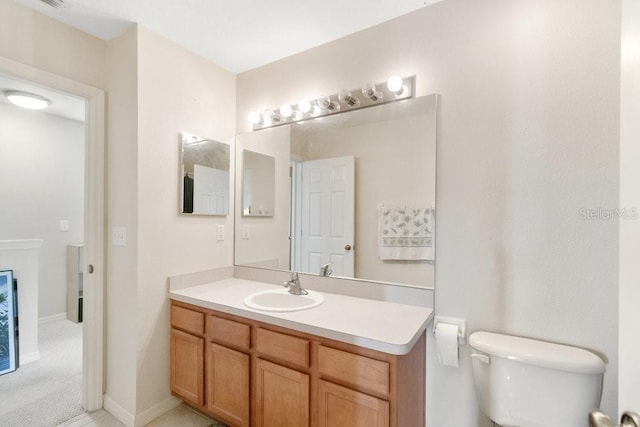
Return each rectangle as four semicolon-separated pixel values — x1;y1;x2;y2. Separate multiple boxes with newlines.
216;225;225;241
242;225;250;240
112;226;127;246
59;220;69;232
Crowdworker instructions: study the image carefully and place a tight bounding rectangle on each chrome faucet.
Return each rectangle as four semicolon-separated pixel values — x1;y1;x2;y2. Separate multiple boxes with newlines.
284;271;308;295
320;263;332;277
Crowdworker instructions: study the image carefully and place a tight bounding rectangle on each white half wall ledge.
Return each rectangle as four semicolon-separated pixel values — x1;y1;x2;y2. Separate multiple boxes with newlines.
20;351;40;365
0;238;43;366
0;239;44;251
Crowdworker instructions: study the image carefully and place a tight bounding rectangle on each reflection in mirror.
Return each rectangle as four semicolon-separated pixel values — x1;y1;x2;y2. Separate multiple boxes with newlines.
242;150;275;217
180;133;230;216
235;95;437;288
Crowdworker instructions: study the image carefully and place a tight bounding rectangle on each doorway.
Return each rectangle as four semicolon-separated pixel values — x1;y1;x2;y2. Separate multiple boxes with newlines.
290;156;355;277
0;57;105;414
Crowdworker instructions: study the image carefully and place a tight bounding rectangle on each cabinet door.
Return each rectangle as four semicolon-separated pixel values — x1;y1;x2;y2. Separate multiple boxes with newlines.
170;329;204;406
255;359;309;427
317;380;389;427
206;343;250;427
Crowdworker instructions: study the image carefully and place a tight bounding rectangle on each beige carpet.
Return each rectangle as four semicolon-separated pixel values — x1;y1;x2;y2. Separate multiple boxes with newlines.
0;318;83;426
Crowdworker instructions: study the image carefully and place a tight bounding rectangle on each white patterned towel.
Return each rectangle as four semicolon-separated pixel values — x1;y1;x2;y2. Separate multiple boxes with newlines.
377;206;434;261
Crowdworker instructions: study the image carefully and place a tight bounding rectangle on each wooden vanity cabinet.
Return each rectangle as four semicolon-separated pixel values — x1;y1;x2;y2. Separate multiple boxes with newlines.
206;342;250;427
170;300;426;427
170;305;205;407
255;358;309;427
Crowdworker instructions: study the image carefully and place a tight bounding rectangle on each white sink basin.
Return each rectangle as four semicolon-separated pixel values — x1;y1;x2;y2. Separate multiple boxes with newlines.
243;288;325;312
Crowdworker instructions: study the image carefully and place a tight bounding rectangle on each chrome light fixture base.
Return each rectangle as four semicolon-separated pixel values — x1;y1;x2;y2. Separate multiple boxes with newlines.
249;75;415;131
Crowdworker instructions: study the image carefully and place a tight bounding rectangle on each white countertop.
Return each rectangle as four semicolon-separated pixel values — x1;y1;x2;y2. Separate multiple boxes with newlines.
169;278;433;355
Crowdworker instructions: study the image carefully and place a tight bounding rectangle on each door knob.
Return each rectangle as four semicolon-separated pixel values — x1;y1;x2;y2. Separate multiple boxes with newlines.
344;245;352;251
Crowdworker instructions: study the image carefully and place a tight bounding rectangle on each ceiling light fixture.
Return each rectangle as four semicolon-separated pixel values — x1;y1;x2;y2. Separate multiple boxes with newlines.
4;90;51;110
249;75;414;131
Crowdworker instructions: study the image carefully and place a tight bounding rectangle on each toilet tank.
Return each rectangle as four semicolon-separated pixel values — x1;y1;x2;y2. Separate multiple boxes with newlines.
469;332;606;427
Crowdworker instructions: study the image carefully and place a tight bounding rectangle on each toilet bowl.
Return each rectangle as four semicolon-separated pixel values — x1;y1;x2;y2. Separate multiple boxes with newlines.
469;331;606;427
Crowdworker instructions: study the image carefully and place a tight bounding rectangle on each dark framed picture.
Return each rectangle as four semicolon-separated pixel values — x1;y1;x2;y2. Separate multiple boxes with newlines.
0;270;18;375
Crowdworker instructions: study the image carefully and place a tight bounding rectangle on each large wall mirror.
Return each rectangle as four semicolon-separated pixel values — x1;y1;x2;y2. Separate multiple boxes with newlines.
180;132;230;216
235;94;437;288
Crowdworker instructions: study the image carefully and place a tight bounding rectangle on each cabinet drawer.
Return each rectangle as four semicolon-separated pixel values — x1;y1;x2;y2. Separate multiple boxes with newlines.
255;328;310;368
318;345;390;397
171;305;204;335
207;315;251;350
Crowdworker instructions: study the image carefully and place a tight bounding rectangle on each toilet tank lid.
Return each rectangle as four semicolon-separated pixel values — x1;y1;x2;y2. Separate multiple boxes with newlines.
469;332;606;374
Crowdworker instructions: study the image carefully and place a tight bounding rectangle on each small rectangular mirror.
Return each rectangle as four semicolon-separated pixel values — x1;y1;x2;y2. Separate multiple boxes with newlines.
180;132;230;216
242;150;275;217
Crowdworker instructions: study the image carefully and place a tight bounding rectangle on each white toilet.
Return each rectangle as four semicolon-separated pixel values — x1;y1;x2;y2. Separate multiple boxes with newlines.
469;331;606;427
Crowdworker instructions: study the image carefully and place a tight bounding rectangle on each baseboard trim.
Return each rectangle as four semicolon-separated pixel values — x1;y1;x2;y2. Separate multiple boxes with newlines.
134;396;182;426
20;351;39;365
103;394;135;427
38;312;68;325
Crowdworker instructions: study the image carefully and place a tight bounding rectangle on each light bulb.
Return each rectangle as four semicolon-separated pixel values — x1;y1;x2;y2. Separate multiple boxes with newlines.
310;105;322;117
293;110;304;121
262;109;274;127
327;101;340;112
318;96;332;109
298;99;311;114
338;89;359;107
248;111;261;125
362;83;383;102
387;75;404;93
280;104;293;118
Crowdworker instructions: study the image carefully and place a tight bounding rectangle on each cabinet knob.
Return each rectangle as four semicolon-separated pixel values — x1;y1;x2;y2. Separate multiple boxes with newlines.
88;264;94;274
344;245;352;251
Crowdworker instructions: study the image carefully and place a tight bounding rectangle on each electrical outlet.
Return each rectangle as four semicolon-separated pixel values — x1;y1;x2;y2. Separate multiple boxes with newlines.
242;225;250;240
112;226;127;246
216;225;225;241
59;220;69;232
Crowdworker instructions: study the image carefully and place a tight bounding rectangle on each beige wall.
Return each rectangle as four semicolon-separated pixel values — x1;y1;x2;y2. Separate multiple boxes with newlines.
105;25;237;421
0;0;106;89
106;26;139;416
237;0;621;424
135;26;236;415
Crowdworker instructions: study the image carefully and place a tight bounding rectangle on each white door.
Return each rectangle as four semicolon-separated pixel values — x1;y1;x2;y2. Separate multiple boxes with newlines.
300;156;355;277
193;164;229;215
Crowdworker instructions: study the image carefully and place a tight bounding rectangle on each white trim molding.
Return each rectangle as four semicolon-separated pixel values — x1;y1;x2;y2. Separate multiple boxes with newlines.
0;56;106;412
38;313;67;325
0;239;44;251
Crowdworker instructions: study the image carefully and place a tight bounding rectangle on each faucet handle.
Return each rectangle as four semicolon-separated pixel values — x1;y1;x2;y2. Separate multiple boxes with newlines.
290;271;299;281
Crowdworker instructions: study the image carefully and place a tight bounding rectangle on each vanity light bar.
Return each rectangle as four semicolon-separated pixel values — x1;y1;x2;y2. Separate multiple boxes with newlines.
248;75;415;131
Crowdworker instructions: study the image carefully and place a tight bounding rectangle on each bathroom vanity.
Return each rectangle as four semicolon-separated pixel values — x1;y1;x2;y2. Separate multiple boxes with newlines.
169;278;432;427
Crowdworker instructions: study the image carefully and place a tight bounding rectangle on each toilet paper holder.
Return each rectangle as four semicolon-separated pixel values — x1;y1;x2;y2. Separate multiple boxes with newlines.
433;316;467;345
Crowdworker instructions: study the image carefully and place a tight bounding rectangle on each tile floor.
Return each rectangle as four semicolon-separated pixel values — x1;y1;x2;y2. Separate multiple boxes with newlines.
58;404;226;427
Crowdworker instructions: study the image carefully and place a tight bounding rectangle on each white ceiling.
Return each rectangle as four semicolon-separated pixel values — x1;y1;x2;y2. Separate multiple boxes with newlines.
10;0;442;73
5;0;443;119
